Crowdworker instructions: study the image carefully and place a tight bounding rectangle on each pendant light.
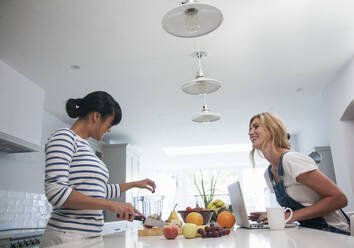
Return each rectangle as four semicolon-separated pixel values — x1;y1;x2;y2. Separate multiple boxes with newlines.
161;0;223;38
192;94;221;123
181;50;221;95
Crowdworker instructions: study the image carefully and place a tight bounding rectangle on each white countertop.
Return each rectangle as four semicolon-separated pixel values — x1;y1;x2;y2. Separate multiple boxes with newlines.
0;228;45;240
49;226;354;248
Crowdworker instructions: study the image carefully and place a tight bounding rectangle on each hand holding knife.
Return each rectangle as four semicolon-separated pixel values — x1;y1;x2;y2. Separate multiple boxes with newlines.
117;214;167;227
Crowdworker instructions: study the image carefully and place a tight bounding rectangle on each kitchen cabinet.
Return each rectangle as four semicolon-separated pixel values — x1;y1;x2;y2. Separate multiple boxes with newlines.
309;146;337;183
101;143;140;222
0;60;44;146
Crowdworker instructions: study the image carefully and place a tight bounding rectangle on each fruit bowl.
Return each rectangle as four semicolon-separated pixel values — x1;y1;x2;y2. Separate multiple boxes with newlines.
178;209;215;225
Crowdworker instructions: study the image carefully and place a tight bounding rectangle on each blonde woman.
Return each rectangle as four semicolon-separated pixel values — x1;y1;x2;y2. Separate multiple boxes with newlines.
248;112;350;235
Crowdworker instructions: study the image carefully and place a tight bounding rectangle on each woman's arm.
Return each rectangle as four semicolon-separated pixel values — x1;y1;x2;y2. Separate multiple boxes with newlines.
119;178;156;193
289;170;347;222
63;190;143;221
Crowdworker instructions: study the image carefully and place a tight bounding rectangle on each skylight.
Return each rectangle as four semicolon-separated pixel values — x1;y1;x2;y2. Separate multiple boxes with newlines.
162;143;252;156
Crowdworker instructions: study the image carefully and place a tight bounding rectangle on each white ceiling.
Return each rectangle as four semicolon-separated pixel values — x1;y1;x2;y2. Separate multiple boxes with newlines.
0;0;353;169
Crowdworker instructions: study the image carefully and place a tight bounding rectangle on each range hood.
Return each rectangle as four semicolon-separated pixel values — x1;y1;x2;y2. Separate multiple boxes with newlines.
0;131;42;153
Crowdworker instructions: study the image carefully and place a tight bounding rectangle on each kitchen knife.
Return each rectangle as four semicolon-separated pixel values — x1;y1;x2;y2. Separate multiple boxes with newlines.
116;214;167;227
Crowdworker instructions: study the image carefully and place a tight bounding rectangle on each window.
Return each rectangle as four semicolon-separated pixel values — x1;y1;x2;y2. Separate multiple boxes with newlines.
155;165;269;220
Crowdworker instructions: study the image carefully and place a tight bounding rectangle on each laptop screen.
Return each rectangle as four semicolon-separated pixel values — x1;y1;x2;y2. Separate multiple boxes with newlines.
227;181;252;228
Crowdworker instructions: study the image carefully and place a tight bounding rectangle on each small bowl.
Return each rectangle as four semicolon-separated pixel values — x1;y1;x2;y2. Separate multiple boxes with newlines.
178;210;215;225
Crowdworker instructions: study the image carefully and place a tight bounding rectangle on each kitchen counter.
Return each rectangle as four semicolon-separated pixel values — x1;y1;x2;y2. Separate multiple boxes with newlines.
0;228;45;240
48;226;354;248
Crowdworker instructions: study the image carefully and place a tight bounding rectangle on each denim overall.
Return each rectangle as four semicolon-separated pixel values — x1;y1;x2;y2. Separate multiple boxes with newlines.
267;152;350;235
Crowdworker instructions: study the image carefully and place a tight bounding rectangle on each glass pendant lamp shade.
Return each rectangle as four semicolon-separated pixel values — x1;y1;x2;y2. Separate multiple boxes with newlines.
181;50;221;95
193;105;221;123
162;1;223;38
182;76;221;95
192;94;221;123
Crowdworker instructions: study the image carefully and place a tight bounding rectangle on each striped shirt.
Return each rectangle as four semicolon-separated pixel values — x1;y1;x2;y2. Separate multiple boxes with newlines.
45;128;120;235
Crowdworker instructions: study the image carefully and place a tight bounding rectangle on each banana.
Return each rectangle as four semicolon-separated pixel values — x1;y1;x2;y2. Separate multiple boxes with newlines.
207;199;226;210
214;199;225;208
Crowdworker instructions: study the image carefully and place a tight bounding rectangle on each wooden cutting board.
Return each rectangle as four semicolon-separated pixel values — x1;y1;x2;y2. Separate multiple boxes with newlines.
138;227;183;236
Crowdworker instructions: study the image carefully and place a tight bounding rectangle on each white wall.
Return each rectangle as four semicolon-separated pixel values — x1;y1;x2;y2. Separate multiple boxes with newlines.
295;93;330;154
323;57;354;211
0;111;68;193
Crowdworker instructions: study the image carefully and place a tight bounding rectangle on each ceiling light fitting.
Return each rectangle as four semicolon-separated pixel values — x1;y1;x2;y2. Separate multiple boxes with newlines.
162;143;252;156
192;94;221;123
161;0;223;38
181;50;221;95
70;65;80;69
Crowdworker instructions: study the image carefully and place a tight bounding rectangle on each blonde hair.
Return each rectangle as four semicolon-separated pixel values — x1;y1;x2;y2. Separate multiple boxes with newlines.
249;112;291;167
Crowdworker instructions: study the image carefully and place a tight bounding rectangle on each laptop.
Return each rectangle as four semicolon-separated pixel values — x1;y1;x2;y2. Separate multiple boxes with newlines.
227;181;297;229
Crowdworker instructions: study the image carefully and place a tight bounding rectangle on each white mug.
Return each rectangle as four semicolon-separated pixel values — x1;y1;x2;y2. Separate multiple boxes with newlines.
266;207;293;230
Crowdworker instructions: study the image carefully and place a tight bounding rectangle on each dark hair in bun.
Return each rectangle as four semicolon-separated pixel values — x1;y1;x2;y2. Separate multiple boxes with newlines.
66;91;122;126
66;98;83;118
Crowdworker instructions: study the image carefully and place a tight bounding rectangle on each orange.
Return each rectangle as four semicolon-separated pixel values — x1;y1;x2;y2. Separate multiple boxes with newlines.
217;211;235;228
185;212;203;226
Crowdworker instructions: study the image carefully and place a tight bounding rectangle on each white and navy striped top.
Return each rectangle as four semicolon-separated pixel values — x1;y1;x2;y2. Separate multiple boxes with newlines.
45;128;120;235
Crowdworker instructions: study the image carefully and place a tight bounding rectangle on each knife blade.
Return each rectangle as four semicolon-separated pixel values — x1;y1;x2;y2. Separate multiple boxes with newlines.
116;214;167;227
142;217;168;227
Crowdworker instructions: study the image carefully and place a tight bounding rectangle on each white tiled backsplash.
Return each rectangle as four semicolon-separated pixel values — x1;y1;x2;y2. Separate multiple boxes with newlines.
0;190;52;230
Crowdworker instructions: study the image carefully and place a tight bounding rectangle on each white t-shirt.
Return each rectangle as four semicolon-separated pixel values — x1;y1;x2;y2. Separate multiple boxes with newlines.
264;151;349;232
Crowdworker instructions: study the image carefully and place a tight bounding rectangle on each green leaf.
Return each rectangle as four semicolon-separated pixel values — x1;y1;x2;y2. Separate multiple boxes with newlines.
194;174;203;199
193;170;219;208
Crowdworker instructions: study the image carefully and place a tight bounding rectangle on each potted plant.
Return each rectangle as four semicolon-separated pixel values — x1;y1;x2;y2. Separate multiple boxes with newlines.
193;170;219;209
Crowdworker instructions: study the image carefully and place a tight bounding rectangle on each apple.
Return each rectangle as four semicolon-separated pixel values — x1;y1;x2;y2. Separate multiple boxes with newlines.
183;223;198;239
163;224;179;240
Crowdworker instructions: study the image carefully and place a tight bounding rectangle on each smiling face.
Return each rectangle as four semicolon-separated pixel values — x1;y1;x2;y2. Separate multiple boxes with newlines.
92;113;115;141
248;117;272;150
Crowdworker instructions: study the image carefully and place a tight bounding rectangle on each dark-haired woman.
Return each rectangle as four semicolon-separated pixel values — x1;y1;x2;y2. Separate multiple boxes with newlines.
248;112;350;235
40;91;156;247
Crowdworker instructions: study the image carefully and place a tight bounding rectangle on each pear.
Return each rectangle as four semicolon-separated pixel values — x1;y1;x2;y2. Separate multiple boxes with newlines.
168;204;182;228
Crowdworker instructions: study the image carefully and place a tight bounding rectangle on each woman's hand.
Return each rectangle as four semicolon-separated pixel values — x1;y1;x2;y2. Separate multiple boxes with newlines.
134;178;156;193
107;201;143;222
120;178;156;193
249;211;268;223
